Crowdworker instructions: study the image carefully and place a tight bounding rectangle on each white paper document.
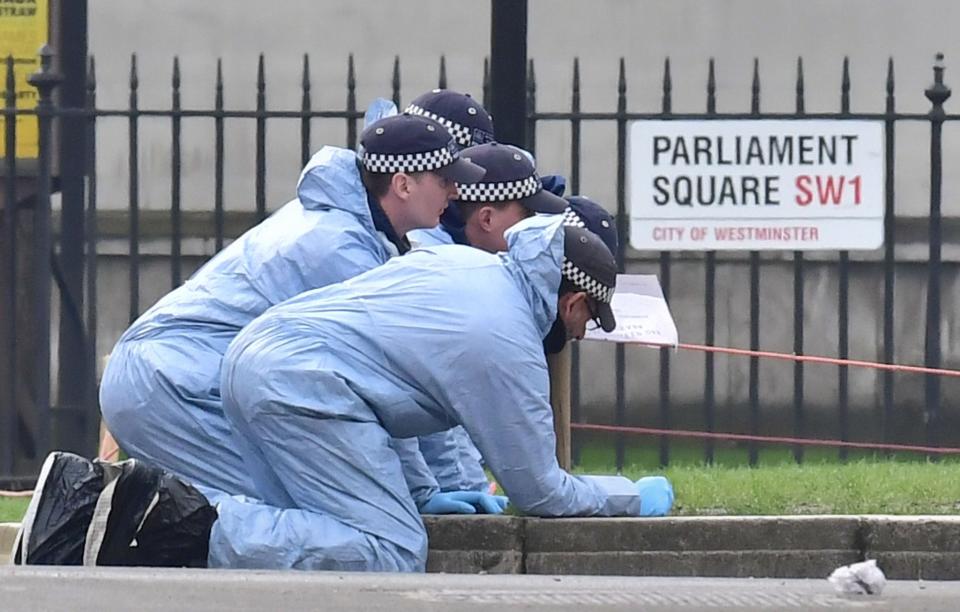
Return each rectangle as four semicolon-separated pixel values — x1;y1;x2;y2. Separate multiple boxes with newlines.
583;274;679;346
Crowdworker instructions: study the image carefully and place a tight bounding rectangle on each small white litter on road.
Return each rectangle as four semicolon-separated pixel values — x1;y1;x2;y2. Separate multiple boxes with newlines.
828;559;887;595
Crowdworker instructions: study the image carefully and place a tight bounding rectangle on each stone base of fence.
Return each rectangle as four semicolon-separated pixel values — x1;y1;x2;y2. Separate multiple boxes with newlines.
4;515;960;579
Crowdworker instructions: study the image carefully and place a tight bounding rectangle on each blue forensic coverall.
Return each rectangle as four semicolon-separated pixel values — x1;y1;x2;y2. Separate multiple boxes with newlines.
408;224;456;248
210;216;643;572
407;174;570;492
408;210;490;493
99;146;437;502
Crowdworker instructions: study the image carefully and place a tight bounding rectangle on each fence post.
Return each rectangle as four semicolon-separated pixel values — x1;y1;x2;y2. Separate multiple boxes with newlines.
882;59;896;452
923;53;950;451
300;54;311;167
127;54;139;323
55;0;91;456
255;54;266;222
2;55;17;478
489;0;527;147
658;58;672;467
792;57;806;464
214;59;225;251
525;59;536;155
346;54;357;150
27;45;62;461
84;55;100;458
614;58;627;472
170;57;182;289
748;58;761;467
704;58;718;465
391;56;401;110
482;57;490;111
570;57;583;467
837;57;851;461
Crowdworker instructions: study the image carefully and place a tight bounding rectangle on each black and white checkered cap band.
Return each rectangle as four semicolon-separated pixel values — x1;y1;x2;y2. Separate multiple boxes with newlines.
561;207;585;228
361;146;457;174
456;174;540;203
561;259;615;304
405;104;473;147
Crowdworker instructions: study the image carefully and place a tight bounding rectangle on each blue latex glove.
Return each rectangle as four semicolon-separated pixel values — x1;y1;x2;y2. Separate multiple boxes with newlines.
636;476;674;517
419;491;509;515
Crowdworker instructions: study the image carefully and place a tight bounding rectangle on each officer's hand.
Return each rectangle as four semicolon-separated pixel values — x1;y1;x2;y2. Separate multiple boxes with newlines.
420;491;509;515
635;476;674;517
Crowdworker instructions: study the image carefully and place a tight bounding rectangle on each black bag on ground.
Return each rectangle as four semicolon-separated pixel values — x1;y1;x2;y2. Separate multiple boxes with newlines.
84;459;218;567
88;461;218;567
12;452;105;565
13;451;218;568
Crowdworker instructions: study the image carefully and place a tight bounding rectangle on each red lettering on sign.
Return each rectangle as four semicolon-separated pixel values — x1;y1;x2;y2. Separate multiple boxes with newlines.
653;227;685;241
795;175;812;206
713;226;821;242
817;176;844;204
795;175;862;206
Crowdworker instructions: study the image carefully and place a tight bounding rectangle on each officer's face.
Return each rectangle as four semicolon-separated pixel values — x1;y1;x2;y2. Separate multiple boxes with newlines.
406;172;457;229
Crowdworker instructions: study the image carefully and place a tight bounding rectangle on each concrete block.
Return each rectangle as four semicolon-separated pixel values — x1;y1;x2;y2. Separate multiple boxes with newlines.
862;516;960;579
869;552;960;581
0;522;20;565
523;516;862;578
424;515;524;574
525;516;862;552
862;516;960;552
526;550;860;578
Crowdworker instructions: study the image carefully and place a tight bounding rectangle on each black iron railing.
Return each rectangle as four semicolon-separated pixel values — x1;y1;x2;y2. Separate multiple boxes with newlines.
1;49;957;484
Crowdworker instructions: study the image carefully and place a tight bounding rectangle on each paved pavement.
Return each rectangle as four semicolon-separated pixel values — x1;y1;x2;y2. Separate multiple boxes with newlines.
2;566;959;611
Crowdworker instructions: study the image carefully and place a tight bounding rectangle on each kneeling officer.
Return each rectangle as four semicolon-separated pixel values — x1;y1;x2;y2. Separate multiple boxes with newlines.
210;215;674;572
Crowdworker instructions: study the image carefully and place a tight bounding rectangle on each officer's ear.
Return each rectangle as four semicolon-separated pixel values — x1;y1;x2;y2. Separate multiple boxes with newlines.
391;172;414;200
475;206;496;232
558;290;587;319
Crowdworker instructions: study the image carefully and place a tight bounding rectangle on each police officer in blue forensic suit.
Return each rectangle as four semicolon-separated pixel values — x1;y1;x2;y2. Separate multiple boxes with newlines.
413;143;624;494
209;214;674;572
99;113;498;518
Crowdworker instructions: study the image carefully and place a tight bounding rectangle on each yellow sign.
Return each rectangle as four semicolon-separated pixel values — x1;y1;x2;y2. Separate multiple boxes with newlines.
0;0;49;159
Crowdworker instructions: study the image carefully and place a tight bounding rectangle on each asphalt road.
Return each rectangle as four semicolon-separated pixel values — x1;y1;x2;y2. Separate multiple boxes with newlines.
2;567;959;611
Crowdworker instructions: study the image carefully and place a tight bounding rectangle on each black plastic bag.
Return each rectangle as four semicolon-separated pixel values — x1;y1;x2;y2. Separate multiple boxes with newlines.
15;451;218;568
90;462;218;567
13;452;105;565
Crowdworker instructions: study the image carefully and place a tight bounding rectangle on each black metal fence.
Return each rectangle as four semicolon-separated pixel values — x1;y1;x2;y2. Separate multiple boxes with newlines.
1;48;958;484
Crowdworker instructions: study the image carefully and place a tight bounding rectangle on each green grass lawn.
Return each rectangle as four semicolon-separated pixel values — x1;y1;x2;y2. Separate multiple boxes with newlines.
620;462;960;515
2;438;958;521
570;436;960;515
0;496;30;523
572;434;960;469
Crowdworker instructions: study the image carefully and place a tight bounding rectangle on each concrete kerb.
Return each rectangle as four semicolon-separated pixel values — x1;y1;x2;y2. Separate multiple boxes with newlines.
521;516;862;578
425;515;960;579
860;515;960;580
6;516;960;578
423;515;525;574
1;522;19;564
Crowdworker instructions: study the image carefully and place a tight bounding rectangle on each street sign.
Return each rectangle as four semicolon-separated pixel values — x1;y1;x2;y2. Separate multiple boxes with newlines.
584;274;678;347
0;0;49;159
629;119;884;251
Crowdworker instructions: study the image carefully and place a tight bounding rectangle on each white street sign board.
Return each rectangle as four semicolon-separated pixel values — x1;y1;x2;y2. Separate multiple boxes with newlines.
629;120;884;251
584;274;678;346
